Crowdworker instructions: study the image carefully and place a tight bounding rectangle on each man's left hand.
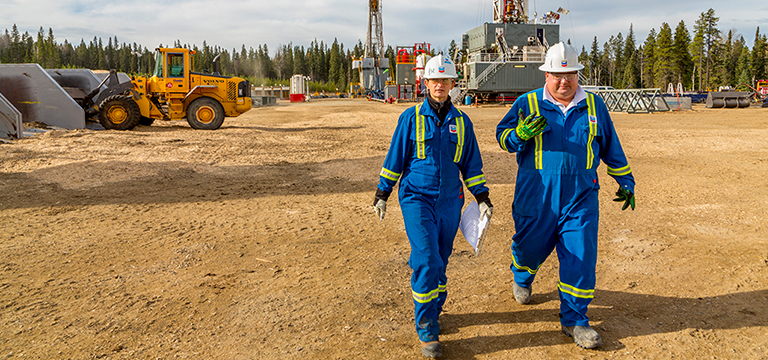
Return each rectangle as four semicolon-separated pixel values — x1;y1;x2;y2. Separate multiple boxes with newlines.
478;199;493;220
613;187;635;211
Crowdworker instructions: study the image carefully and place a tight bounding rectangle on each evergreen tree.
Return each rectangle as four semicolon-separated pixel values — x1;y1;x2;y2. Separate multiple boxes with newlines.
340;44;349;89
672;20;693;89
293;45;306;76
219;48;233;75
329;38;341;88
735;45;751;86
578;45;589;83
22;30;35;63
600;41;612;86
33;27;45;65
641;28;657;88
588;36;601;85
96;37;106;70
106;37;115;69
612;33;625;88
260;44;275;79
751;28;767;81
654;23;674;88
308;40;319;81
622;24;639;88
10;25;22;63
283;44;294;79
694;8;720;89
722;32;746;87
384;45;395;83
319;41;328;83
690;18;705;90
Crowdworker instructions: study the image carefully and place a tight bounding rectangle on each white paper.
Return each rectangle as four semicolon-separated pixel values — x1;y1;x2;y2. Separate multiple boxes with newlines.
459;201;490;256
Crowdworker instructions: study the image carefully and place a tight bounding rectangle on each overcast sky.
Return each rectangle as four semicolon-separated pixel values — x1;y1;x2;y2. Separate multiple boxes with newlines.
2;0;767;55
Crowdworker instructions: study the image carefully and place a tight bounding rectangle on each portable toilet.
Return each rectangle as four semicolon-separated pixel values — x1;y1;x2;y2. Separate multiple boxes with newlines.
290;74;307;102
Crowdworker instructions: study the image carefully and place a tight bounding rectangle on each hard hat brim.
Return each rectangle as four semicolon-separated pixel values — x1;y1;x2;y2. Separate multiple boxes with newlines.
539;63;585;72
422;74;458;79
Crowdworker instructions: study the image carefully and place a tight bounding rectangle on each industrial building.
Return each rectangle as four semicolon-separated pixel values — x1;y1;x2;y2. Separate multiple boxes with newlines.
456;0;563;103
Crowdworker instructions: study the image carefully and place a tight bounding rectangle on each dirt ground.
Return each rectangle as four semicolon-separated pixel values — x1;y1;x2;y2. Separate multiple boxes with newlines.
1;98;767;360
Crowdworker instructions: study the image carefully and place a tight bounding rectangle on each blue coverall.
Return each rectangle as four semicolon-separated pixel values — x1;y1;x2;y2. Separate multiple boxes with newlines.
378;99;489;342
496;88;635;327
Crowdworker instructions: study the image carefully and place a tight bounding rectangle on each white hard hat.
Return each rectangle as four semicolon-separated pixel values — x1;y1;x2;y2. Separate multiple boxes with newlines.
423;54;458;79
539;42;584;73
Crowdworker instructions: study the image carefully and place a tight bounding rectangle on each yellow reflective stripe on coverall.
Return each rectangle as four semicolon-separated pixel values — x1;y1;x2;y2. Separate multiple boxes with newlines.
512;253;541;275
527;92;543;169
607;164;632;176
453;110;465;163
412;284;446;304
586;93;597;169
558;281;595;299
380;168;401;181
464;174;486;187
415;104;426;159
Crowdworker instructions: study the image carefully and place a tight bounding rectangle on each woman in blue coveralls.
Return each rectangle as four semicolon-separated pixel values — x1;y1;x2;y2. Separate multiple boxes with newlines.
496;42;636;349
373;54;493;358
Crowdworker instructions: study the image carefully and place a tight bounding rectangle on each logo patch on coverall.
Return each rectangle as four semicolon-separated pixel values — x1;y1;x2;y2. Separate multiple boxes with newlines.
589;115;597;123
450;125;457;133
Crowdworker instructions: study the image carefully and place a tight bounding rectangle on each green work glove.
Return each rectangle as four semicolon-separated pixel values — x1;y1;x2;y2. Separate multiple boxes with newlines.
515;108;548;141
613;187;635;211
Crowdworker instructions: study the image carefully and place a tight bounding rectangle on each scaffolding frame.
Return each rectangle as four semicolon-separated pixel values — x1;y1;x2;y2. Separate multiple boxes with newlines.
591;88;671;113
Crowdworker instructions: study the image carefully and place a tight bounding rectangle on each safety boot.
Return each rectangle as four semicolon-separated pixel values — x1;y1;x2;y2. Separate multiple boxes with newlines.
512;283;531;304
561;325;603;349
420;341;443;358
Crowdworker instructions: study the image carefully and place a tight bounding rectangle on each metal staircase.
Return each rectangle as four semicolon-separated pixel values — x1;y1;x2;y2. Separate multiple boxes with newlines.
474;29;515;89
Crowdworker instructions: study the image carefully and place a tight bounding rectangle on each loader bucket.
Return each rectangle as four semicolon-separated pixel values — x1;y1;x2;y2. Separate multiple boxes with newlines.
705;91;751;108
46;69;104;103
0;64;85;129
0;92;23;140
93;71;131;85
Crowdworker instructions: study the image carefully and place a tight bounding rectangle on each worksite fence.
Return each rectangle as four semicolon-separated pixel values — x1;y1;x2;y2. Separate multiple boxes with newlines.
590;88;671;113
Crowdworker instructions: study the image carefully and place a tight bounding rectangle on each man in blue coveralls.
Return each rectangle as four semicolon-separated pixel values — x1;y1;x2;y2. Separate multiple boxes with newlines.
496;42;635;349
373;54;493;358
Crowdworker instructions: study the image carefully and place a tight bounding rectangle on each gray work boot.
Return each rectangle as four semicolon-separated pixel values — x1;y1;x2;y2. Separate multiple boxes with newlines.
561;325;604;349
512;283;531;304
420;341;443;358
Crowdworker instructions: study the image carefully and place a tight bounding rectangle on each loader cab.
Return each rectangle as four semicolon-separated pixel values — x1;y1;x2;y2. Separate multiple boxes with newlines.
149;48;190;94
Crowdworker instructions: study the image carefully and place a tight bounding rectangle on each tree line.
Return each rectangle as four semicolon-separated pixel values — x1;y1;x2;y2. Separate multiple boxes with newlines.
0;24;401;93
2;8;765;93
578;8;767;92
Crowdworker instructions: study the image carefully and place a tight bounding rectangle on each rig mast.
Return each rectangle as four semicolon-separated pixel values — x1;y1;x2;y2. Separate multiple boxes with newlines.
364;0;384;59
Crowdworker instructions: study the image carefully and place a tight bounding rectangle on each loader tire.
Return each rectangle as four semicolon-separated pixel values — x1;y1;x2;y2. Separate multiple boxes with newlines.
186;98;225;130
99;95;140;130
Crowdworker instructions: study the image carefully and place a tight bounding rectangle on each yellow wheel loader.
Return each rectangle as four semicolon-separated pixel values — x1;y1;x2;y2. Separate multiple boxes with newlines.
82;47;251;130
